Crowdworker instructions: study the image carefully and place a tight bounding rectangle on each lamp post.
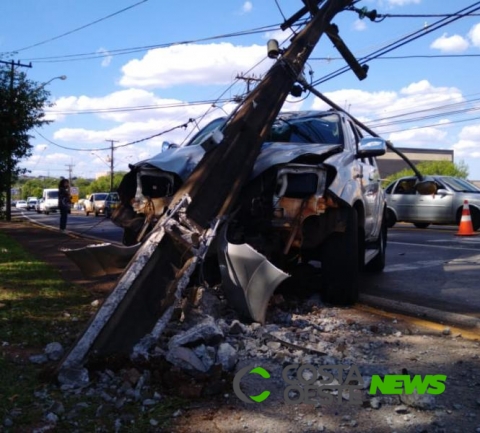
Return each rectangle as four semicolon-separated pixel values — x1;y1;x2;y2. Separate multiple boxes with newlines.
34;75;67;92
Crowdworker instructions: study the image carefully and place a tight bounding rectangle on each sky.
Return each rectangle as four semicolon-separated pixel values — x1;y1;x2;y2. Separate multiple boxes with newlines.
1;0;480;182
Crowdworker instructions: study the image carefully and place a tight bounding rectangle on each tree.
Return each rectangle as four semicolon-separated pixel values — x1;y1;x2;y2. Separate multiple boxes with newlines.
383;160;469;187
84;172;126;196
0;63;52;220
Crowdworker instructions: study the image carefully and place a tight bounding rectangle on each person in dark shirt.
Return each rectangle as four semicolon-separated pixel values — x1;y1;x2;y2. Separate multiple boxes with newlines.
58;178;72;232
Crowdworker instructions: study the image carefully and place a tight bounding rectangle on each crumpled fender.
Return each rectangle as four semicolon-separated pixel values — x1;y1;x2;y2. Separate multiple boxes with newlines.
217;224;289;324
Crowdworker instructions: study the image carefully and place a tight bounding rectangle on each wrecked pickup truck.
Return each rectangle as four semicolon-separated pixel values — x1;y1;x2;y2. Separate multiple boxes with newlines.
108;109;387;316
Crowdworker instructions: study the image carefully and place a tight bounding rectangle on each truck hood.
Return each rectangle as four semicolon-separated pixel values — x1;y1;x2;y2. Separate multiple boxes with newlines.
135;142;342;180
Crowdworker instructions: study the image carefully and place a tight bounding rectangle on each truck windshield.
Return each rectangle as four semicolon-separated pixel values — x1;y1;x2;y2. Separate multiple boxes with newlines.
46;191;58;199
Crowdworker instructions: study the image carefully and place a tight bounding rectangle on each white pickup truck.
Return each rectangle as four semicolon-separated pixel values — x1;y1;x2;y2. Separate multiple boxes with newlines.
84;193;109;216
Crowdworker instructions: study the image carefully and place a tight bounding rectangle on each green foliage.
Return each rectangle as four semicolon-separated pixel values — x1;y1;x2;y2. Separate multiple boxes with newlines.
0;229;183;431
83;172;126;196
9;172;127;200
0;65;52;213
383;160;469;187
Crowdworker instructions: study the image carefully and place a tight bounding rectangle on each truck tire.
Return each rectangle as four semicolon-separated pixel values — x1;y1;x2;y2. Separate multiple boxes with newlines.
85;209;90;216
320;207;359;305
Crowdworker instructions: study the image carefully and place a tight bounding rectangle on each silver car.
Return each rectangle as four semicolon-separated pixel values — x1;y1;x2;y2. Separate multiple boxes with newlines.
385;175;480;230
111;110;388;309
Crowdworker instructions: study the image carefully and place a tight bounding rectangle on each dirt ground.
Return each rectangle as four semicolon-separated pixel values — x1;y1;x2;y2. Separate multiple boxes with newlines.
1;219;480;433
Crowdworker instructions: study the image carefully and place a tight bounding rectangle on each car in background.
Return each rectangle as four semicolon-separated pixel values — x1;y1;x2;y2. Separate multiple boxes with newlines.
15;200;28;209
35;199;44;213
26;198;38;211
385;175;480;230
84;192;109;216
104;192;120;218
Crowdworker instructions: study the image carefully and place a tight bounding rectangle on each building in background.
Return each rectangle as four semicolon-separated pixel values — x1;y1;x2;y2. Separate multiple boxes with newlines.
377;147;454;179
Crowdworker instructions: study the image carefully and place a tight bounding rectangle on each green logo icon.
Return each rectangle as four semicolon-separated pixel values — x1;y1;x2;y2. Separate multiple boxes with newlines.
233;365;271;403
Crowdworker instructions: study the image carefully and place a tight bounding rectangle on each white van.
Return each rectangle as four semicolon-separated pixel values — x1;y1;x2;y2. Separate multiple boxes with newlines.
41;188;59;214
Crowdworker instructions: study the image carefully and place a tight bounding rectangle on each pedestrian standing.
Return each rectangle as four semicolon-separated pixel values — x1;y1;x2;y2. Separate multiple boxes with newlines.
58;178;72;232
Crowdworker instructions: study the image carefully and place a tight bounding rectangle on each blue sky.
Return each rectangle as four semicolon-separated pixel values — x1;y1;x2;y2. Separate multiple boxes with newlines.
2;0;480;181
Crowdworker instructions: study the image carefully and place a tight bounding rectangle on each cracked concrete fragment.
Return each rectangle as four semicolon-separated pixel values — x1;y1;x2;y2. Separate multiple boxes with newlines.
168;317;224;349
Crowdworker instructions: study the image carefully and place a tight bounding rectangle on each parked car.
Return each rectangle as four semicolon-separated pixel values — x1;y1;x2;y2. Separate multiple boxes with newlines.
104;192;120;218
111;110;390;306
15;200;28;209
26;198;38;211
84;193;109;216
385;175;480;230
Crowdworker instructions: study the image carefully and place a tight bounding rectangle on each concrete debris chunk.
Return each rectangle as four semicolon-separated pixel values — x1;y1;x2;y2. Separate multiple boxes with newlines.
168;317;224;350
216;342;238;371
45;342;64;361
400;390;436;410
57;367;90;387
166;346;209;372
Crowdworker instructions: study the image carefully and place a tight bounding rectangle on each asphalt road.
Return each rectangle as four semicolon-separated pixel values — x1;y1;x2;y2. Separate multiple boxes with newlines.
20;208;123;244
361;223;480;320
17;209;480;322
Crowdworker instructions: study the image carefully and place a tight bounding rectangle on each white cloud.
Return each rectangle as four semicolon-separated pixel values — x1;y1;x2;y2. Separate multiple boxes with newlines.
468;23;480;48
119;43;273;89
311;88;397;116
242;1;253;13
353;19;367;32
50;89;192;123
430;33;469;53
97;47;113;67
388;126;447;147
387;0;421;5
452;140;480;157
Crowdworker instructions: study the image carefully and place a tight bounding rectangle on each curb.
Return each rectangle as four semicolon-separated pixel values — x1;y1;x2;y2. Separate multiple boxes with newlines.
358;293;480;336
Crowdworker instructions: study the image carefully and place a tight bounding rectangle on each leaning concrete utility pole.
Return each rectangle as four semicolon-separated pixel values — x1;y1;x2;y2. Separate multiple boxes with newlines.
58;0;361;377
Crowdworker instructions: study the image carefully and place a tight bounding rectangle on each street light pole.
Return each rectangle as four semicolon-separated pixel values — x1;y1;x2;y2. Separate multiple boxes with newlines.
34;75;67;92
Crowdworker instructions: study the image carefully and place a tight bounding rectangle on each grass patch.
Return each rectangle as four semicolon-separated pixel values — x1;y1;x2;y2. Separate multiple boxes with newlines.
0;233;94;346
0;231;186;431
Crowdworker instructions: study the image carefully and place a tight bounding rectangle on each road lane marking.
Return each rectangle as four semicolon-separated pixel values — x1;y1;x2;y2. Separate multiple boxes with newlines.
389;241;480;252
383;259;446;273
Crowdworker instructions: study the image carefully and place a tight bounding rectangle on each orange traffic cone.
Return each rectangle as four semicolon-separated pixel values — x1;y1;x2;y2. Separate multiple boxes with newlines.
456;200;476;236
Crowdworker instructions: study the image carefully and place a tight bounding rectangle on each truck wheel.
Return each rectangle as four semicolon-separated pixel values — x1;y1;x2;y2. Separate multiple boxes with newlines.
365;213;387;273
85;210;89;216
320;208;359;305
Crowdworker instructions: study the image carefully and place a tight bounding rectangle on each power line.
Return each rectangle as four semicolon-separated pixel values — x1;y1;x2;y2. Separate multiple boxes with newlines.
7;0;149;54
310;53;480;61
17;23;286;64
34;117;197;152
311;2;480;86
